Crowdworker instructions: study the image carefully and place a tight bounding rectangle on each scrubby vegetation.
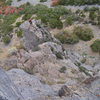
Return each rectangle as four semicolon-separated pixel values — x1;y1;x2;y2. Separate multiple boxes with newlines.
32;5;70;28
0;0;13;5
2;35;11;44
16;29;23;37
59;66;66;73
0;13;21;44
79;66;91;76
65;16;74;26
55;31;79;44
55;52;63;59
0;1;100;46
40;0;47;2
91;39;100;53
16;22;23;27
55;25;94;44
59;0;100;5
74;26;94;41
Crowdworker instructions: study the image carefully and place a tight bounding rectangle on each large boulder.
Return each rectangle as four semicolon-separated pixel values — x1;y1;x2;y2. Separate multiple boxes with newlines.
20;21;53;50
0;68;24;100
0;96;8;100
7;68;56;100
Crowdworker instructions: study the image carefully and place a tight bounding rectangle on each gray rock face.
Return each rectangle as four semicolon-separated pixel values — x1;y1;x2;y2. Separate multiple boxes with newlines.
7;68;56;100
20;21;53;50
0;96;8;100
1;56;18;70
58;85;73;97
0;18;100;100
0;68;24;100
12;0;52;7
0;66;100;100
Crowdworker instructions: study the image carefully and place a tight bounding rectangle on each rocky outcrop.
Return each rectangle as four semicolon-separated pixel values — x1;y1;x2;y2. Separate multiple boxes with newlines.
0;20;100;100
0;68;24;100
6;68;100;100
7;68;56;100
0;96;8;100
20;21;53;51
58;85;73;97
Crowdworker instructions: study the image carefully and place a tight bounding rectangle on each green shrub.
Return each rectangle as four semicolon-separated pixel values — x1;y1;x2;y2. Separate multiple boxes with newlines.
84;7;99;12
52;6;70;16
16;29;23;37
19;3;35;14
55;31;79;44
16;22;22;27
56;20;63;29
17;0;21;1
79;11;86;18
0;25;13;36
0;14;19;36
91;39;100;53
76;9;81;14
84;7;90;12
59;66;66;73
97;11;100;25
6;0;12;5
74;61;81;67
33;4;70;29
22;14;33;20
40;0;47;2
74;26;94;41
2;36;11;44
59;0;100;5
65;16;74;26
89;7;99;11
89;11;97;21
55;52;63;59
79;66;91;76
49;19;63;29
81;58;86;63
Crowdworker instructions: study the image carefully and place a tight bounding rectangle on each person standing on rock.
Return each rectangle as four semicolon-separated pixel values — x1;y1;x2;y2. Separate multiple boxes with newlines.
28;18;37;31
29;18;32;25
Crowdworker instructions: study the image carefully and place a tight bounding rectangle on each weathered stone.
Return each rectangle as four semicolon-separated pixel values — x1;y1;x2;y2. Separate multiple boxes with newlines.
58;85;73;97
20;21;53;50
0;68;24;100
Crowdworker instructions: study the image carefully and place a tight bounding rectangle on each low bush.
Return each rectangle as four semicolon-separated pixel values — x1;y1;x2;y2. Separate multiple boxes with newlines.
79;66;91;76
49;19;63;29
59;66;66;73
17;0;21;1
89;11;97;21
91;39;100;53
84;7;99;12
55;52;63;59
65;16;74;26
16;29;23;37
16;22;22;27
84;7;90;12
22;14;33;20
59;0;100;5
33;4;70;28
40;0;47;2
89;7;99;11
97;11;100;25
6;0;12;5
2;35;11;44
79;11;86;18
74;26;94;41
55;31;79;44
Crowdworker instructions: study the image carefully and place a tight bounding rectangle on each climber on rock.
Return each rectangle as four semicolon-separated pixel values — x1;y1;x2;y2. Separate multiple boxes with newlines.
29;18;32;25
28;18;38;31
